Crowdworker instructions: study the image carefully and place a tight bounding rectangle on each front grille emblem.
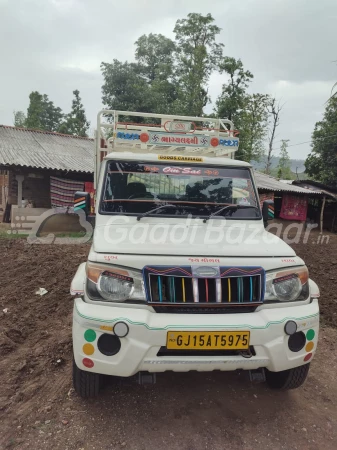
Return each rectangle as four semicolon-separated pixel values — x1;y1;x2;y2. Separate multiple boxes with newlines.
192;266;220;278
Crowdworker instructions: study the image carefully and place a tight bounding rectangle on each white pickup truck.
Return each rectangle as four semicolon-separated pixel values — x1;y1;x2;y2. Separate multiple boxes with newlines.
71;110;319;398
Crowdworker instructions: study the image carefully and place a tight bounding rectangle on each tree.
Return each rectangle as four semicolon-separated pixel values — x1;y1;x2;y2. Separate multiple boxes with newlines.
305;96;337;185
25;91;44;129
173;13;224;116
13;110;26;127
235;93;269;162
215;57;253;123
41;94;63;132
215;59;268;162
135;34;178;114
101;60;153;113
265;98;283;174
58;90;90;137
25;91;63;131
135;33;176;83
277;140;292;179
101;14;224;117
100;12;272;144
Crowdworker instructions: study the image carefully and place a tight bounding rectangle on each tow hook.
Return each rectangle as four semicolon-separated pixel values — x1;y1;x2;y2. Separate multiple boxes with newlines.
137;372;157;385
249;368;266;383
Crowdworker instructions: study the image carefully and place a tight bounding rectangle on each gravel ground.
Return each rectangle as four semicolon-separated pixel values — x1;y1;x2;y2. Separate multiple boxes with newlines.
1;234;337;450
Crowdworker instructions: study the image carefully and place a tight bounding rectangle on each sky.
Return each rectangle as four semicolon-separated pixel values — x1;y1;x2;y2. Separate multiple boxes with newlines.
0;0;336;162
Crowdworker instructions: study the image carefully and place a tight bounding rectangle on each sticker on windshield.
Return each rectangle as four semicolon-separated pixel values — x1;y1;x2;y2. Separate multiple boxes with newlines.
158;155;203;162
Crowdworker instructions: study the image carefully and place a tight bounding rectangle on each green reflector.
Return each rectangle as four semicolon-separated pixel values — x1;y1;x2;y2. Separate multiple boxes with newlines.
84;329;96;342
306;329;315;341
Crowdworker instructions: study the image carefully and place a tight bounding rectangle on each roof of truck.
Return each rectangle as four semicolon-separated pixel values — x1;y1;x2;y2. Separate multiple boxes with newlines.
103;151;252;167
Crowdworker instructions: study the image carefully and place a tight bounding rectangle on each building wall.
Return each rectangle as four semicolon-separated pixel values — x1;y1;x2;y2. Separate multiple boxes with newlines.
0;170;9;208
8;169;51;208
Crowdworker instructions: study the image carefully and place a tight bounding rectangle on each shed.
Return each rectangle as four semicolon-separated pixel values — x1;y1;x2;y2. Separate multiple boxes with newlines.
0;125;94;224
253;171;326;229
293;180;337;232
254;171;319;195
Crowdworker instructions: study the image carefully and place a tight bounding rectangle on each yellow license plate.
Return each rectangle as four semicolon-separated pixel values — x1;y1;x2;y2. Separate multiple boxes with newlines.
166;331;250;350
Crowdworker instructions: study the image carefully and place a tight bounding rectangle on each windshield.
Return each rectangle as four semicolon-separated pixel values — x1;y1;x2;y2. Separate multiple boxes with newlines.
100;161;261;219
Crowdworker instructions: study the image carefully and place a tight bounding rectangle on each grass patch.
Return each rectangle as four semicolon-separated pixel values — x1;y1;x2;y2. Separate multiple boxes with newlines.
0;230;91;240
0;231;28;239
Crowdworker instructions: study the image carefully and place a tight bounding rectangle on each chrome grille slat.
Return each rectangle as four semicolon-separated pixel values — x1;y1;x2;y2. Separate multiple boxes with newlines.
143;266;265;311
215;279;222;303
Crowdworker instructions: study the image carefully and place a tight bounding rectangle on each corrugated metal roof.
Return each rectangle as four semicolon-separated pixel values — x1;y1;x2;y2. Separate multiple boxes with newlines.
0;125;94;173
293;180;337;199
0;127;325;194
254;170;321;195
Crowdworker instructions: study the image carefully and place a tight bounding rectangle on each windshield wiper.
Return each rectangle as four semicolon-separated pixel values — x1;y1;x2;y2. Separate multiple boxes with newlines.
203;204;260;223
137;204;196;221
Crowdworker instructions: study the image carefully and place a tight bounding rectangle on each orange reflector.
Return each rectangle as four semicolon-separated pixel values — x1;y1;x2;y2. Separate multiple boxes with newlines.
87;262;130;284
100;325;114;331
305;342;314;352
83;343;95;355
83;358;94;368
275;266;309;286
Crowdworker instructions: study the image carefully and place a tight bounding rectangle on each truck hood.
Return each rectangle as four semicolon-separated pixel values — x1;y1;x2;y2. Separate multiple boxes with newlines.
93;218;295;258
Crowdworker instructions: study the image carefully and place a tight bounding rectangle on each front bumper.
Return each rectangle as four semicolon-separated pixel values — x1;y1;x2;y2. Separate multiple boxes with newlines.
73;298;319;376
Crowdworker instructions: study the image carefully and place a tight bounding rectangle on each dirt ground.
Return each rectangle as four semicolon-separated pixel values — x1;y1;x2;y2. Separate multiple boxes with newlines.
1;233;337;450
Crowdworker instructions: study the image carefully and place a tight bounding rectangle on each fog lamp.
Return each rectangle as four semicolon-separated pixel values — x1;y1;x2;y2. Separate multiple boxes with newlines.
114;321;129;338
284;320;297;335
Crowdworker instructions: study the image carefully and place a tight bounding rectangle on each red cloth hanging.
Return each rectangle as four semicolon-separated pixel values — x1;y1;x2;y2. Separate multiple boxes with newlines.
280;194;308;221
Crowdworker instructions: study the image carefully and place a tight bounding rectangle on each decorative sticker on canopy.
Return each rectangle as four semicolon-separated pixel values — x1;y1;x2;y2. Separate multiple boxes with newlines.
142;165;249;178
114;131;239;149
158;155;203;162
149;132;210;147
219;138;239;147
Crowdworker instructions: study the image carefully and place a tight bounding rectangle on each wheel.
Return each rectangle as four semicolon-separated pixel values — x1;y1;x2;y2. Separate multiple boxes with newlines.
266;363;310;390
72;357;100;398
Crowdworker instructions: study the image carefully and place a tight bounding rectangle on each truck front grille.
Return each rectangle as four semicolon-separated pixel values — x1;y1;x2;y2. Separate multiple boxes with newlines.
143;266;265;312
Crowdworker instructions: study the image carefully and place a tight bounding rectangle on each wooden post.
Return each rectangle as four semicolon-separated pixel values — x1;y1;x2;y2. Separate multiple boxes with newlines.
15;174;24;208
320;195;326;233
331;201;337;232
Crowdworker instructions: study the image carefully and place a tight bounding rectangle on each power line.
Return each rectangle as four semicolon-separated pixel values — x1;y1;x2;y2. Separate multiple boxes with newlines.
273;132;337;152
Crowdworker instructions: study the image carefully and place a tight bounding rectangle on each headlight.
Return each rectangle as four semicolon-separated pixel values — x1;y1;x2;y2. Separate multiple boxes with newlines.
86;262;145;302
265;266;309;302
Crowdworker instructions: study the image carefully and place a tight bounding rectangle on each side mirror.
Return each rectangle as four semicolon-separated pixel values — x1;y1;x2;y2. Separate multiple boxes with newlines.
262;200;274;227
74;191;91;217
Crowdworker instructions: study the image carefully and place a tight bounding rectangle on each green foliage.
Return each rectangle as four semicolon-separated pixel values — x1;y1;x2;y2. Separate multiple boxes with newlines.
41;94;63;132
135;33;176;82
58;90;90;137
173;13;223;116
25;91;63;132
13;110;26;127
101;60;153;113
216;57;253;122
101;13;223;117
276;140;292;179
16;89;90;136
236;93;269;162
136;34;179;114
215;59;268;162
305;96;337;186
25;91;44;129
265;98;282;174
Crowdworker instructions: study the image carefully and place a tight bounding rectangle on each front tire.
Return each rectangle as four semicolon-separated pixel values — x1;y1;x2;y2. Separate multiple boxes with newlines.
266;363;310;390
72;357;100;398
